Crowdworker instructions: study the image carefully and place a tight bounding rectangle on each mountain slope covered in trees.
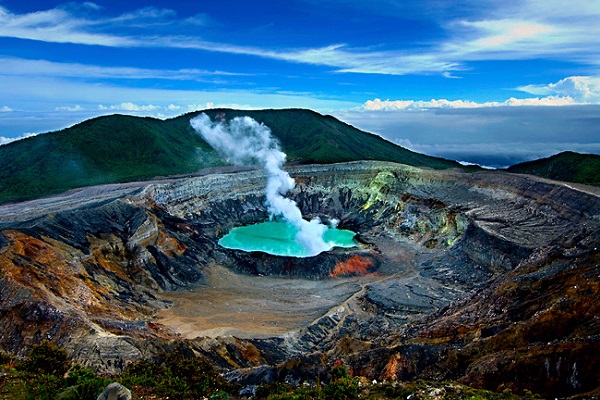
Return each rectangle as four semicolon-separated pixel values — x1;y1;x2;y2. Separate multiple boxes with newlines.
0;109;460;203
507;151;600;186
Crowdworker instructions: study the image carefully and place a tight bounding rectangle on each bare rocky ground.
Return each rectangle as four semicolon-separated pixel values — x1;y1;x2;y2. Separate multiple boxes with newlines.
0;161;598;398
156;263;375;339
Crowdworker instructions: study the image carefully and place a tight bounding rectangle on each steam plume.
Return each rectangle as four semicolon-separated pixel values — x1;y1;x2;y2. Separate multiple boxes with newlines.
190;113;333;256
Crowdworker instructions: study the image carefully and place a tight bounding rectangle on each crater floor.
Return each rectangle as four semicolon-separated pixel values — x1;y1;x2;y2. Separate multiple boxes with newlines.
157;263;380;338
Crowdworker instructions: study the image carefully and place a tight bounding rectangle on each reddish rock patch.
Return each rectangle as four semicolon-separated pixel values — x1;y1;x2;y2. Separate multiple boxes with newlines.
330;255;374;278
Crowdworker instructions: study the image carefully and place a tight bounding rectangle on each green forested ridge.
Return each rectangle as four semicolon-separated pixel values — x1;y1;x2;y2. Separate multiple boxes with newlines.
506;151;600;186
188;109;459;167
0;114;222;203
1;109;597;204
0;109;460;203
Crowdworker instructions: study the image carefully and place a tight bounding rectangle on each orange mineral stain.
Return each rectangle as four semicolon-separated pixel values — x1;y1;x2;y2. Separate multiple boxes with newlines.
330;255;374;278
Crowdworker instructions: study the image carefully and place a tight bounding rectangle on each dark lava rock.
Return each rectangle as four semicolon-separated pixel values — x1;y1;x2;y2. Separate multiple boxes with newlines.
0;161;598;398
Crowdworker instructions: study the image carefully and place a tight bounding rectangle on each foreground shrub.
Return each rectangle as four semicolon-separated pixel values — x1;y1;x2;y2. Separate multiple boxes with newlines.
323;365;359;400
119;351;233;399
23;341;70;377
254;382;296;399
0;342;108;400
59;364;111;400
254;364;358;400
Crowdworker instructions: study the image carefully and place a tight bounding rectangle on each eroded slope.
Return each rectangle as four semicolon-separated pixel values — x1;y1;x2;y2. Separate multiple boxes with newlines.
0;161;598;397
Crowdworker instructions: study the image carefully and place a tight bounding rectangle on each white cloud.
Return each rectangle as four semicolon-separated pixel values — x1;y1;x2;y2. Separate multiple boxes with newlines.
334;103;600;167
517;76;600;103
98;102;161;112
109;6;176;24
0;1;598;76
502;96;576;106
153;39;461;75
0;132;37;146
0;5;133;47
186;103;210;112
96;102;259;114
1;106;12;112
402;141;600;169
183;13;212;27
55;105;84;112
0;73;354;112
457;19;555;50
363;98;482;110
360;95;577;111
0;57;247;82
0;4;416;74
458;160;496;170
443;1;600;63
81;2;102;11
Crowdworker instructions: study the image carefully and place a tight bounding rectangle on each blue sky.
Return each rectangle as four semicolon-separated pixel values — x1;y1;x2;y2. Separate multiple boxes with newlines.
1;0;599;167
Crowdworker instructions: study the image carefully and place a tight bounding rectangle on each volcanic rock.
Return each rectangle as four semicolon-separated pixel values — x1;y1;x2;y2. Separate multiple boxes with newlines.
97;382;132;400
0;161;598;397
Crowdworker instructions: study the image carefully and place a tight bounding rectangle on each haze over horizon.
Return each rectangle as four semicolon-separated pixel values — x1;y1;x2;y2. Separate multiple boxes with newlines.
1;0;599;167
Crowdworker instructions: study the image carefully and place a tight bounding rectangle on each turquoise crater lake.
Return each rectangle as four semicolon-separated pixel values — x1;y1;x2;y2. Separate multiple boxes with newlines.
219;220;357;258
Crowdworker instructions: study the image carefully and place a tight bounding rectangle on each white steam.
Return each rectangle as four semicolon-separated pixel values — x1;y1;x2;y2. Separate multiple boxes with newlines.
190;113;333;256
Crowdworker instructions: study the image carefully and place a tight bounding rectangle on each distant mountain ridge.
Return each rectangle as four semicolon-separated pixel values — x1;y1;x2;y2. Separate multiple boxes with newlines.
1;108;596;204
507;151;600;187
0;108;460;204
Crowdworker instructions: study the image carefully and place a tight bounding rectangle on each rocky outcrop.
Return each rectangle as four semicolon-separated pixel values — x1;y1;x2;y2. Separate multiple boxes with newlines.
0;197;191;362
97;382;132;400
337;243;600;398
0;161;598;397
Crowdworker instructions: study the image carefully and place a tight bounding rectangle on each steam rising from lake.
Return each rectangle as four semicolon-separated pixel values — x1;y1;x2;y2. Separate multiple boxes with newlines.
190;113;334;256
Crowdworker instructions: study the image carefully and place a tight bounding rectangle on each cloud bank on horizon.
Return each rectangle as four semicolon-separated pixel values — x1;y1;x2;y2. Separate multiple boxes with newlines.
0;0;599;166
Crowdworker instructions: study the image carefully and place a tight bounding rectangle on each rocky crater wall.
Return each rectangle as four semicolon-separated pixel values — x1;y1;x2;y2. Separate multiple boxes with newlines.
0;161;598;397
147;161;592;278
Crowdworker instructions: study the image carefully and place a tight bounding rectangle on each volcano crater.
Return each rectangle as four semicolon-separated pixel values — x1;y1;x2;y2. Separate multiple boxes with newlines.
155;163;470;282
1;161;598;397
146;163;503;344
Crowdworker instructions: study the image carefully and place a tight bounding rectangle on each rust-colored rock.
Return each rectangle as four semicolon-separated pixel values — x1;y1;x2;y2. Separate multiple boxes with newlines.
330;255;375;277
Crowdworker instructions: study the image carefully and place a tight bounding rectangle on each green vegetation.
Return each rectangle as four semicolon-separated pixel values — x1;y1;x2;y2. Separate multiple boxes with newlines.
0;109;460;204
0;343;232;400
254;364;359;400
252;371;540;400
0;114;222;203
360;381;542;400
507;151;600;186
119;352;234;399
189;109;459;168
0;341;110;400
0;344;541;400
2;108;595;203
